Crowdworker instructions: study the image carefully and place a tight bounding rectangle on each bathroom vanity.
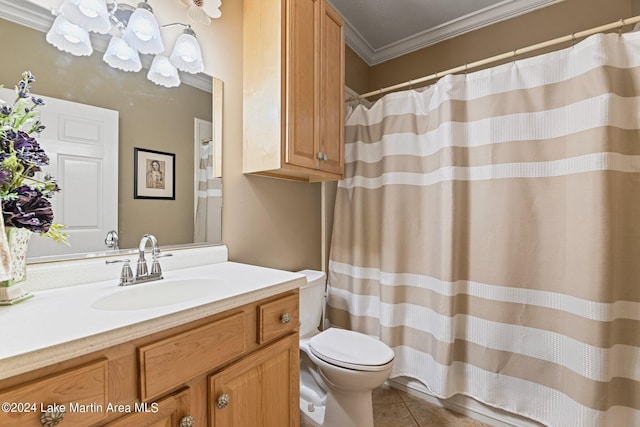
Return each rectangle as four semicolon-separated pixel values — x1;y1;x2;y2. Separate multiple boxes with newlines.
0;246;304;426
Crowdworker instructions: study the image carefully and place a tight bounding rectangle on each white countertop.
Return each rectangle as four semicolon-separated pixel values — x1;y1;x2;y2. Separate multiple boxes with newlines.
0;261;306;380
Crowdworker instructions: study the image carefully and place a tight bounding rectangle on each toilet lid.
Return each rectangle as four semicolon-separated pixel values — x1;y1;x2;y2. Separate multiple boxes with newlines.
309;328;394;371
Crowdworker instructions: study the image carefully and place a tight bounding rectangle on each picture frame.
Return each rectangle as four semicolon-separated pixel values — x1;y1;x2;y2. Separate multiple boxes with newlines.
134;147;175;200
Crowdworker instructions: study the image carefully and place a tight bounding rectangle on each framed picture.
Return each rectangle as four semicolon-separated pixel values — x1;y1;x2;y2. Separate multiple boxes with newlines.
134;148;175;200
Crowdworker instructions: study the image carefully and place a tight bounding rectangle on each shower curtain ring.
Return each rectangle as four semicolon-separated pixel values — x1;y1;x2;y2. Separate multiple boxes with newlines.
571;33;576;46
618;18;625;36
409;79;414;89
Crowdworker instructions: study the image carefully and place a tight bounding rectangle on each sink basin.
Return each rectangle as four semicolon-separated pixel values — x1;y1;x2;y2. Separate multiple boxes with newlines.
92;278;231;311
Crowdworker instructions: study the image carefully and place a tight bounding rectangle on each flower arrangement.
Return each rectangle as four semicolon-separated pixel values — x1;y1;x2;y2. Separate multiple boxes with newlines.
0;71;67;243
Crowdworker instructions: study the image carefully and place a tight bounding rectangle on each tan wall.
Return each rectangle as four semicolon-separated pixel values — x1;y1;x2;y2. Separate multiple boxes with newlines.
153;0;322;270
345;45;370;94
347;0;635;94
216;1;322;271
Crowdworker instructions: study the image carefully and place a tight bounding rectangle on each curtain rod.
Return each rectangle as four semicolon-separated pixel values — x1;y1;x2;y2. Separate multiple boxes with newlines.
351;14;640;101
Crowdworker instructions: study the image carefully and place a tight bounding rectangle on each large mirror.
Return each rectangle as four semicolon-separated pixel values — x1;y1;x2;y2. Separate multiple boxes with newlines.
0;0;223;262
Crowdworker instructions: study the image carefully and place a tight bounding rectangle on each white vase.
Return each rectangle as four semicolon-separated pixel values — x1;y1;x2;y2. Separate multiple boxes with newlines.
0;227;33;305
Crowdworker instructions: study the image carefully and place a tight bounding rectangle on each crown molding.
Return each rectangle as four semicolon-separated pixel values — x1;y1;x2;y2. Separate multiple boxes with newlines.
334;0;565;66
0;0;212;93
0;0;52;31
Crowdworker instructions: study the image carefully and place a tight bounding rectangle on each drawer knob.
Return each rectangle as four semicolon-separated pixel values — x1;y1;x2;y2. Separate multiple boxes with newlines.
216;393;230;409
180;415;195;427
40;407;65;427
280;313;291;324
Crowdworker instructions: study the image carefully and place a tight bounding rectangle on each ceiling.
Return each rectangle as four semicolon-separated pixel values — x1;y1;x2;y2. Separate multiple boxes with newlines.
327;0;564;66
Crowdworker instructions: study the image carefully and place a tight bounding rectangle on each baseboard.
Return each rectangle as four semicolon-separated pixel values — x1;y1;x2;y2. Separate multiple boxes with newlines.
388;377;545;427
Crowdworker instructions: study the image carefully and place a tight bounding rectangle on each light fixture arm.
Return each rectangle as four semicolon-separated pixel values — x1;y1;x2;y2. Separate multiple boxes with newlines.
161;22;197;37
106;0;135;31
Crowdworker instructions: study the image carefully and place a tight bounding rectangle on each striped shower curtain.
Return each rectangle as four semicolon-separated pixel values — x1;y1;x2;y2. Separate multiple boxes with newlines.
194;142;222;242
328;32;640;427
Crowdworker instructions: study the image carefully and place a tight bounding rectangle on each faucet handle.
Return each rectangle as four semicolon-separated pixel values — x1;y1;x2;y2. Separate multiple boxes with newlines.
106;259;134;286
151;253;173;276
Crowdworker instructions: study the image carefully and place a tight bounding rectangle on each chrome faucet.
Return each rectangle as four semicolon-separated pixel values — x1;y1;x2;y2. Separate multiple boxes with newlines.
104;229;119;250
135;233;171;284
137;233;159;278
106;233;171;286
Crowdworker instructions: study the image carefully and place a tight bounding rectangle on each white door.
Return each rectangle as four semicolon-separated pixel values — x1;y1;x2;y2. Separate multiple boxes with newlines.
0;89;119;258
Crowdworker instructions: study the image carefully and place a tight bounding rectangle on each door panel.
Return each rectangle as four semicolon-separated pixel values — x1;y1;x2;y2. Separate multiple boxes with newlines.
286;0;320;170
319;2;344;175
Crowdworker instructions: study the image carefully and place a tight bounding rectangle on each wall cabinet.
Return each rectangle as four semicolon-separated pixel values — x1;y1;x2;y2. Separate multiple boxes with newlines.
243;0;345;182
0;290;300;427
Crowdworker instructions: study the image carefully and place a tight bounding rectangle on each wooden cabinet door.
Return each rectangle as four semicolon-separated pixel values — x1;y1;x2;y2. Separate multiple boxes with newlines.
209;335;300;427
286;0;321;170
319;1;344;176
103;388;192;427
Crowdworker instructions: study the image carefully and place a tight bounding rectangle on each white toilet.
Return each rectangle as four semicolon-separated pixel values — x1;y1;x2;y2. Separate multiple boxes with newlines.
298;270;395;427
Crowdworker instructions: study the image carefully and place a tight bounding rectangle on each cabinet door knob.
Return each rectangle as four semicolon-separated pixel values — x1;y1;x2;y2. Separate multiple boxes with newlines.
280;313;291;324
40;407;65;426
180;415;195;427
216;393;230;409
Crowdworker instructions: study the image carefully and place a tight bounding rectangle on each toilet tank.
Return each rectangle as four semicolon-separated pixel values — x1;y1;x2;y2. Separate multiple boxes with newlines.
297;270;326;338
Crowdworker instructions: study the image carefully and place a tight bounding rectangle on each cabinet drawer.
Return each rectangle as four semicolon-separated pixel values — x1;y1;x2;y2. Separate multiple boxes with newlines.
0;359;108;427
257;293;299;344
139;312;246;401
103;387;191;427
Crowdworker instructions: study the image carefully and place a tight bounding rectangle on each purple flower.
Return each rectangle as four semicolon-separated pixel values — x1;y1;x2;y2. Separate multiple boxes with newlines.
0;71;67;243
2;186;54;233
16;71;35;99
0;130;49;168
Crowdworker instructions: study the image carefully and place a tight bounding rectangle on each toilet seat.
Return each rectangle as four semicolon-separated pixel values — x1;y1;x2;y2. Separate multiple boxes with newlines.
309;328;394;372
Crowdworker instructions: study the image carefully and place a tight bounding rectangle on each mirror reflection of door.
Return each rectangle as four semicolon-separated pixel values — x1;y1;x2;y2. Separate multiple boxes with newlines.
3;89;120;258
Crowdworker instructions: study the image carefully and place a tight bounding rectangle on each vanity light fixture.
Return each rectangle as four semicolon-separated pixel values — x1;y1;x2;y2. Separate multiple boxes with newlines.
103;35;142;71
45;0;207;88
147;54;181;87
122;1;164;55
45;14;93;56
59;0;111;34
168;24;204;74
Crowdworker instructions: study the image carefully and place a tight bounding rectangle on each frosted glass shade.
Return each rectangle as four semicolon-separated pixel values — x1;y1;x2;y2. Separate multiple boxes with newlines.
123;6;164;55
60;0;110;34
147;55;180;88
103;36;142;72
170;32;204;74
46;15;93;56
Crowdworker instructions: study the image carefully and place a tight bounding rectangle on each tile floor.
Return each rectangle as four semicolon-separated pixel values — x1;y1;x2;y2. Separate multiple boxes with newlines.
301;383;492;427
